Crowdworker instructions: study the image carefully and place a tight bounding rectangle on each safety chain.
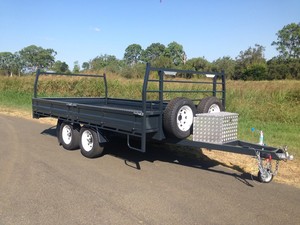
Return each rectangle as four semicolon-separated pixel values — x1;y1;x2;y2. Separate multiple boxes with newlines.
256;150;280;177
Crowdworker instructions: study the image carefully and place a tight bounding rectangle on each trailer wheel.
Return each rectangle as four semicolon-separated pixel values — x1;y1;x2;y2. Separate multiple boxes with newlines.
163;97;196;139
258;170;273;183
58;122;80;150
79;127;104;158
197;96;223;113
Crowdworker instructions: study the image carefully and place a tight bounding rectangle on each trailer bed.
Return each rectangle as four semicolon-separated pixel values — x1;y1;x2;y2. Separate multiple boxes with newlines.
33;97;166;136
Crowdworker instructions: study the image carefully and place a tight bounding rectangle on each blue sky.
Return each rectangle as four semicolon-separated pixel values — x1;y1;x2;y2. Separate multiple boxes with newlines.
0;0;299;68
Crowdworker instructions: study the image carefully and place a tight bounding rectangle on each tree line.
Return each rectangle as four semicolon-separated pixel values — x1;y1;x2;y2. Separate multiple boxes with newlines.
1;22;299;80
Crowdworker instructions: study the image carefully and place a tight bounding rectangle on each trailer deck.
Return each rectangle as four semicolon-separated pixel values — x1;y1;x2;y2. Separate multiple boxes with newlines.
33;97;163;135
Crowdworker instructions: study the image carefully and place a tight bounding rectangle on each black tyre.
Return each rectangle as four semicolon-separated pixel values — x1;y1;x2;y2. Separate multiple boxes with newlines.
58;122;80;150
258;170;273;183
79;127;104;158
197;96;223;113
163;97;196;139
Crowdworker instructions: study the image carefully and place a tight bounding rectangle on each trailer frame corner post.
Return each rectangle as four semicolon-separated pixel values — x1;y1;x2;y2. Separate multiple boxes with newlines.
212;75;217;97
158;69;164;108
139;63;152;153
156;69;165;140
103;73;108;104
221;70;226;110
34;68;41;98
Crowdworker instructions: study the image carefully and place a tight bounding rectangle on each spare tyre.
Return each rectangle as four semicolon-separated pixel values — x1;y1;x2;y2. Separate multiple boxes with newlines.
163;97;196;139
197;96;223;113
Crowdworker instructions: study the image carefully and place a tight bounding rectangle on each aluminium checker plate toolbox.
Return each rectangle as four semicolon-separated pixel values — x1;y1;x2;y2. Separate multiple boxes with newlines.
193;112;239;144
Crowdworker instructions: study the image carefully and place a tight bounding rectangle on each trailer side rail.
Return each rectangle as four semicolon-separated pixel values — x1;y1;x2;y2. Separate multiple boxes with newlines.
33;70;108;99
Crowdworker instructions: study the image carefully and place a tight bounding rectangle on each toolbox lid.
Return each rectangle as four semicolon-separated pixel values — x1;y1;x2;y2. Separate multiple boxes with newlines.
195;112;239;117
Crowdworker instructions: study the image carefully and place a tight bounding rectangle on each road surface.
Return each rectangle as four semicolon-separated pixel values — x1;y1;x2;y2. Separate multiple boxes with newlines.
0;115;299;225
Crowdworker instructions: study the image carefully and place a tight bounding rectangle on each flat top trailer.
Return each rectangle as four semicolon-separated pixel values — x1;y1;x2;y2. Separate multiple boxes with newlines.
32;63;293;183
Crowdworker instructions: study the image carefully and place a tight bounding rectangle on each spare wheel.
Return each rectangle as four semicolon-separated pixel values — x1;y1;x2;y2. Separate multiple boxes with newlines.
197;96;223;113
163;97;196;139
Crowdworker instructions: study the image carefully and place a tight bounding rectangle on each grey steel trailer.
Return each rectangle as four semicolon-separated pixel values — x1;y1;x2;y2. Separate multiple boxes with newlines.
32;63;293;183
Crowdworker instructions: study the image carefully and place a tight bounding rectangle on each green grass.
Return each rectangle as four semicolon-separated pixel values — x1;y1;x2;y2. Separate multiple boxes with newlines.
238;120;300;149
226;80;300;123
226;80;300;155
0;90;32;110
0;75;299;156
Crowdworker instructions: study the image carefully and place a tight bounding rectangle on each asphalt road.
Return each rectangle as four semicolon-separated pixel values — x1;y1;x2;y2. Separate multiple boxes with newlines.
0;115;299;225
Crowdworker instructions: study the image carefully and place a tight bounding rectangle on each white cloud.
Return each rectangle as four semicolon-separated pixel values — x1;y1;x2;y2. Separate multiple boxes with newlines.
93;27;100;32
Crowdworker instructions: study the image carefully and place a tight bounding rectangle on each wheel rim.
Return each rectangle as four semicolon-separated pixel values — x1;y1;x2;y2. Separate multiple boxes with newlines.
62;125;72;145
208;104;221;113
81;130;93;152
177;105;194;132
260;170;273;183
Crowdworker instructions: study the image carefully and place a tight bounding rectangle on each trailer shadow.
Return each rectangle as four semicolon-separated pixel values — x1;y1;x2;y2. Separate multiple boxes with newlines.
104;140;256;187
41;126;57;136
40;126;256;187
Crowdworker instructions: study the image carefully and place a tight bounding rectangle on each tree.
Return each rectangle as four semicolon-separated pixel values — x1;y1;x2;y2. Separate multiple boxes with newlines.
73;61;80;73
164;42;186;66
123;44;143;66
12;52;25;76
0;52;24;76
19;45;56;71
120;63;145;79
243;64;267;80
0;52;14;76
212;56;236;79
151;56;173;68
141;43;165;63
82;62;90;70
272;23;300;59
267;57;300;80
181;57;211;78
90;54;119;71
233;44;266;80
91;54;122;74
52;60;70;73
186;57;211;71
